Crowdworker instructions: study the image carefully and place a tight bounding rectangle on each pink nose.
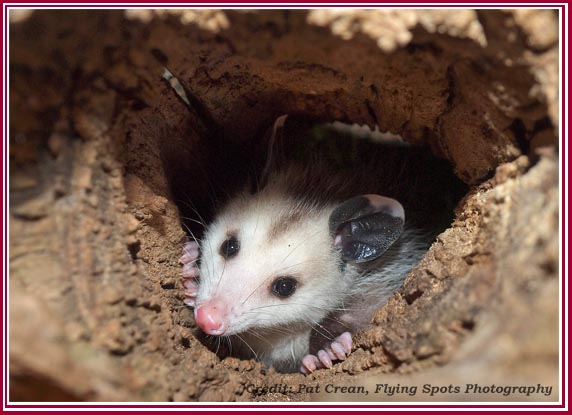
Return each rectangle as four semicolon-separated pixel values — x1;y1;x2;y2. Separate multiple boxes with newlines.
194;301;227;335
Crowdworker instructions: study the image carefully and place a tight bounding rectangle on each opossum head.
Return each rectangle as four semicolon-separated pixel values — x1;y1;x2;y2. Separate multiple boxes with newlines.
193;177;405;337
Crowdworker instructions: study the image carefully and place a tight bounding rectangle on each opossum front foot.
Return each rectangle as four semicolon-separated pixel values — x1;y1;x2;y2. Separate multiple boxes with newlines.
300;332;352;374
180;241;200;307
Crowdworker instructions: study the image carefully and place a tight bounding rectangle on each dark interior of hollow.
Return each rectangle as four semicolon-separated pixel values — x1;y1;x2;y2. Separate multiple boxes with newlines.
174;114;467;238
168;113;468;366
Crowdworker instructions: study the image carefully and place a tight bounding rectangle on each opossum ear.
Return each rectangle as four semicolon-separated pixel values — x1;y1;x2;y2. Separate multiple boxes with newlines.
329;195;405;263
259;114;289;187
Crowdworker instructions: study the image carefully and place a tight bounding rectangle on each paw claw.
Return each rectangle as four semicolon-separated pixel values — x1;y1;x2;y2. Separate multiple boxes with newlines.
182;242;200;308
325;347;336;361
182;242;200;263
331;342;347;361
180;253;198;264
184;280;198;296
317;350;333;368
184;241;199;251
301;354;320;374
338;332;352;354
182;263;200;278
300;332;353;373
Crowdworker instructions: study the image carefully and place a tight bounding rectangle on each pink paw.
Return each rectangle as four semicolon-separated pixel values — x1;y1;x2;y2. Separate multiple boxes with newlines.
180;241;200;307
300;332;352;374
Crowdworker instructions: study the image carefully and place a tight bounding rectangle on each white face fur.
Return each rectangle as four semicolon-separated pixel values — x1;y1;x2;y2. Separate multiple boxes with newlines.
195;189;346;336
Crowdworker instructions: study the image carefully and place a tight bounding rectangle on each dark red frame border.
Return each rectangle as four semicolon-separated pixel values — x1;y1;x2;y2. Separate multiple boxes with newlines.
1;2;567;411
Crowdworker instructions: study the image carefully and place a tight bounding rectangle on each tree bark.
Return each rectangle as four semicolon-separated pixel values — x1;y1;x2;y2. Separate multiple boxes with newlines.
9;9;559;402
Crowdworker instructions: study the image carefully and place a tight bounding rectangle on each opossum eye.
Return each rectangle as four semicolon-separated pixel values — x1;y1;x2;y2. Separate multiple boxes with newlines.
220;236;240;258
272;277;297;298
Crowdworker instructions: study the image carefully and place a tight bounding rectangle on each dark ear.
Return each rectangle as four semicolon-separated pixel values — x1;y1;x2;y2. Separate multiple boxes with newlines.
329;194;405;263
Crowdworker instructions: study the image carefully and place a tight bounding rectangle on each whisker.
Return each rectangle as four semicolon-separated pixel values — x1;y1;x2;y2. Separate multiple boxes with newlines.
226;336;233;355
179;215;208;229
214;336;221;355
241;314;303;336
181;226;213;286
244;329;274;347
239;272;276;307
245;302;354;313
179;198;217;294
319;314;353;331
235;333;258;360
215;252;227;295
308;319;336;341
177;199;208;229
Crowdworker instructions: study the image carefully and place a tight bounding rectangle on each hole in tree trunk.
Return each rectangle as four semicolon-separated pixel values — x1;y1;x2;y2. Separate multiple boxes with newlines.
175;116;467;373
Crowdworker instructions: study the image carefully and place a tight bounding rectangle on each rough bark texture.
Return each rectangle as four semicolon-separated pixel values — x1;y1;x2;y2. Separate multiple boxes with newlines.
9;9;559;402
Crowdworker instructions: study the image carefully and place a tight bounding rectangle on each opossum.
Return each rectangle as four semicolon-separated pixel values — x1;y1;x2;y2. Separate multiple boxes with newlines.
180;116;461;374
